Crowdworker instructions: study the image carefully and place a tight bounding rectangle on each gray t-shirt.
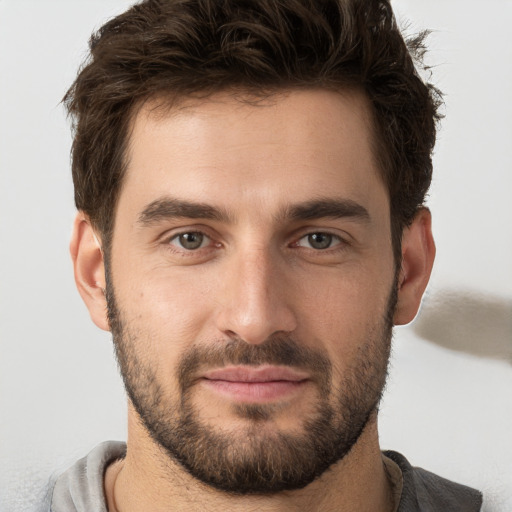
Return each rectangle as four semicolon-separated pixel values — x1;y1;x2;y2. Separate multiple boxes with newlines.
50;441;483;511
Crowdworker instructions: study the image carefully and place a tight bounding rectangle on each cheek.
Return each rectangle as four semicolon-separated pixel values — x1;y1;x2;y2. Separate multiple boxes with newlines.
295;264;394;356
120;265;219;340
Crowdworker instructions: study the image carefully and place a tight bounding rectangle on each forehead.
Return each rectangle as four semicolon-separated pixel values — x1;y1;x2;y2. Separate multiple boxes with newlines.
120;88;387;222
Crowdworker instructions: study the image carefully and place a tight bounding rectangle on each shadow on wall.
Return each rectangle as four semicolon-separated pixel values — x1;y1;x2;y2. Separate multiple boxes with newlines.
412;289;512;364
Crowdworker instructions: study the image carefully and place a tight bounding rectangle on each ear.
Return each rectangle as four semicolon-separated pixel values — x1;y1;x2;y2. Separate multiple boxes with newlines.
70;212;110;331
393;208;436;325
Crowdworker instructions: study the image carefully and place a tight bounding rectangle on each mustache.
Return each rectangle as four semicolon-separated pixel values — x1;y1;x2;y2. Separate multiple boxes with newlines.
178;335;332;393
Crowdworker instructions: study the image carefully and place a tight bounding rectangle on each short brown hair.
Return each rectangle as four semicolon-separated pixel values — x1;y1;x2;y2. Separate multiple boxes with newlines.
64;0;442;259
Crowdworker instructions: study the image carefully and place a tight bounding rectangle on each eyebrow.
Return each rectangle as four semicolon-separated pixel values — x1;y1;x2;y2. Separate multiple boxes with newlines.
137;196;371;227
137;198;233;226
284;198;371;223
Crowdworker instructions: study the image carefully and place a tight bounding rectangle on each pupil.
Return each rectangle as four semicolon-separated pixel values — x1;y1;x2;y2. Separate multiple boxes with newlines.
180;232;203;249
309;233;331;249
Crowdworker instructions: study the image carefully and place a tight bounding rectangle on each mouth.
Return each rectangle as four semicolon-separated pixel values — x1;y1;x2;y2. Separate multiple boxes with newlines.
200;365;310;403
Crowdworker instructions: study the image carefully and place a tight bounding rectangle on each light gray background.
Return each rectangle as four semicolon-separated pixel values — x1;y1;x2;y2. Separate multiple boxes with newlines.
1;1;511;511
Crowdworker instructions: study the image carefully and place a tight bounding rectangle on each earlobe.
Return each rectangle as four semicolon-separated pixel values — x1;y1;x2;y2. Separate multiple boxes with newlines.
393;208;436;326
70;212;110;331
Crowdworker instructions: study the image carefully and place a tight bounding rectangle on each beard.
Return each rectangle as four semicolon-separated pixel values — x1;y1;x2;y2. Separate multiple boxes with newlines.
106;275;396;495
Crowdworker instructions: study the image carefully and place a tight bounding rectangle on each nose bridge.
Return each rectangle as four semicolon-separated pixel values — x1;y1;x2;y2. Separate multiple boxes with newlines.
239;246;274;312
217;244;297;344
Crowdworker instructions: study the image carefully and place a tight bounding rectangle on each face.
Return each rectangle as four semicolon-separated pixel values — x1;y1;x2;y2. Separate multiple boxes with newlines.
107;89;397;493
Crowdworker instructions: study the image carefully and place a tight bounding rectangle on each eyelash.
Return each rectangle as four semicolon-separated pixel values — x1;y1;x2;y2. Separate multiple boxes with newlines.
293;232;344;251
162;229;348;255
167;231;215;251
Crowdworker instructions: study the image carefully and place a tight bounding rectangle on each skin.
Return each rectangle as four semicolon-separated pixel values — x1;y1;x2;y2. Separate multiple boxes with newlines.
71;88;435;511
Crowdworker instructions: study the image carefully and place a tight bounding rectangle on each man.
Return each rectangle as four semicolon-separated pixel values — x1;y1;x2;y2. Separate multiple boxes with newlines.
50;0;482;510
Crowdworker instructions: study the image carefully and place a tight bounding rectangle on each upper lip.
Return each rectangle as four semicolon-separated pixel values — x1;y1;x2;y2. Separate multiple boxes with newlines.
202;365;309;383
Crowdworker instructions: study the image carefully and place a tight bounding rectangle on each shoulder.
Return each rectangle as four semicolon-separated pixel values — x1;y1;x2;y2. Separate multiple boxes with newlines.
383;450;483;512
49;441;127;512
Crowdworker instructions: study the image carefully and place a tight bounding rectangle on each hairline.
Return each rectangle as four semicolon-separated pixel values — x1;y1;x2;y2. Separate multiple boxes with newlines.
96;84;404;265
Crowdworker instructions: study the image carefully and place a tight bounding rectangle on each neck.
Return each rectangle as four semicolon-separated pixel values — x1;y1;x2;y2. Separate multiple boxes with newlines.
105;408;394;512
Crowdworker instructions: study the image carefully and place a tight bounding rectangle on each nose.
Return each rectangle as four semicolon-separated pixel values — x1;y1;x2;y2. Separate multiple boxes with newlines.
214;247;298;345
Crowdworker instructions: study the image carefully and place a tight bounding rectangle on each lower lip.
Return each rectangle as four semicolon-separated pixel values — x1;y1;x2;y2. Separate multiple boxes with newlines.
201;379;307;403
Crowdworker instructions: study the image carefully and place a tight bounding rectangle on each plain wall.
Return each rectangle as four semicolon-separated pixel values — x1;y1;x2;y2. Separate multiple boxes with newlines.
1;1;511;511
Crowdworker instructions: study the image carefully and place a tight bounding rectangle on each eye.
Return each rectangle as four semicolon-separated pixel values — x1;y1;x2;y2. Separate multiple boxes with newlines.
296;232;341;250
169;231;210;250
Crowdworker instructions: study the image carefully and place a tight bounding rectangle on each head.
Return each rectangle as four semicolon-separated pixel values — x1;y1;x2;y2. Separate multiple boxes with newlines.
68;0;438;496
